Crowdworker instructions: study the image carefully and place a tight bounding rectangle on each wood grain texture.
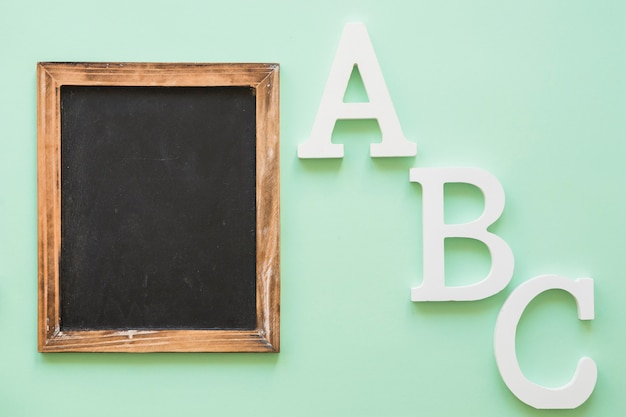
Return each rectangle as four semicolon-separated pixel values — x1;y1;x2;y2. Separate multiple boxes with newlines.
37;63;280;352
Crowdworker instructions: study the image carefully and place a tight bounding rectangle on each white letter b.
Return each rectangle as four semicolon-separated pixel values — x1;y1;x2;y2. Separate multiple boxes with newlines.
410;167;514;301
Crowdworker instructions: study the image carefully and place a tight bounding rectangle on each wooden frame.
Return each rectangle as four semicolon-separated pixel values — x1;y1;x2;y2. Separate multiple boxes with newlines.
37;63;280;352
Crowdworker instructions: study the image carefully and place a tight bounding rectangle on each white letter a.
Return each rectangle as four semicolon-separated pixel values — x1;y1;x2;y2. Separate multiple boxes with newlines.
298;23;417;158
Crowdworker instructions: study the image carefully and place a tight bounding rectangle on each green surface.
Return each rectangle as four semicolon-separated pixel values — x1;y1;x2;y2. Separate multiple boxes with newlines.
1;0;625;415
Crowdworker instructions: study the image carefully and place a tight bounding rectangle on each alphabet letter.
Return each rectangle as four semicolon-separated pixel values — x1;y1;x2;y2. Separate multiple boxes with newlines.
494;275;596;409
410;168;514;301
298;23;417;158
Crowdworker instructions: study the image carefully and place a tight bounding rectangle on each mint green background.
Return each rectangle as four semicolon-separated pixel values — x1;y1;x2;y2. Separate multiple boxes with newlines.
1;0;625;415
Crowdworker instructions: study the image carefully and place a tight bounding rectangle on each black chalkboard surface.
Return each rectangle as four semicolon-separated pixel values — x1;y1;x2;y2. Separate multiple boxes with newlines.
38;63;280;352
60;86;257;330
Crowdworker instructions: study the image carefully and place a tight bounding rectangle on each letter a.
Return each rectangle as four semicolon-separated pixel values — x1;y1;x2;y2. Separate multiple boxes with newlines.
298;23;417;158
410;168;514;301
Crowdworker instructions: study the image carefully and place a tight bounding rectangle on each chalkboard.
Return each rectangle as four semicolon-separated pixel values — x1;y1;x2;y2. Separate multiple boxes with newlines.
38;63;280;352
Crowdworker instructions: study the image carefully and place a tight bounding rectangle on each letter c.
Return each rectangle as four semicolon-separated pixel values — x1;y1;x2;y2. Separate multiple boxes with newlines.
494;275;596;409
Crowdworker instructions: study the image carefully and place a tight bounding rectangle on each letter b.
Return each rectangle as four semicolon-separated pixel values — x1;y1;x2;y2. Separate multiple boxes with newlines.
410;167;514;301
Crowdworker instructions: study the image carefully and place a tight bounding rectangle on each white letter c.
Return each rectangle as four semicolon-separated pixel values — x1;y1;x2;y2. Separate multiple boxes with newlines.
494;275;596;409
